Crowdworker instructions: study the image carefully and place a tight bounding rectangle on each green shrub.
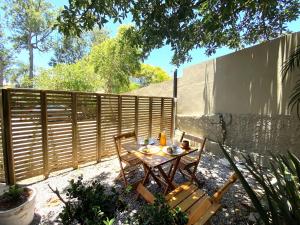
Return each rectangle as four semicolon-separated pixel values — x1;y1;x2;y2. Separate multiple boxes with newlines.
132;194;188;225
2;185;23;202
0;185;29;210
50;175;125;225
219;144;300;225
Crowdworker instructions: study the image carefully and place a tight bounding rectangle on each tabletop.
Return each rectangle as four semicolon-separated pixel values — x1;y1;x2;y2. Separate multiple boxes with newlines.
123;143;197;168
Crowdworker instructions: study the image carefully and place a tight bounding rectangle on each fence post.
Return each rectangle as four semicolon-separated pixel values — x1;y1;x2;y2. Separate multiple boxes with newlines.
1;89;15;184
96;95;101;162
71;93;78;169
135;96;139;137
171;98;175;139
40;91;49;178
149;97;152;138
160;97;164;132
118;95;122;136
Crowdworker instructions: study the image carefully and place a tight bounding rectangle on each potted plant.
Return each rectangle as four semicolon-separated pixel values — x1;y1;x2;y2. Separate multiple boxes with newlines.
0;185;36;225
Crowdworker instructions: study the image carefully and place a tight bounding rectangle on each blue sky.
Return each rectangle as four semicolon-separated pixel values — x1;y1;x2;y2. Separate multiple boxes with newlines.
2;0;300;77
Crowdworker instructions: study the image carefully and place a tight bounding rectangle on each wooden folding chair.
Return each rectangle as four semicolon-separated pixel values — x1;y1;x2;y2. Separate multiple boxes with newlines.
137;173;238;225
114;131;143;187
179;134;207;187
169;131;207;187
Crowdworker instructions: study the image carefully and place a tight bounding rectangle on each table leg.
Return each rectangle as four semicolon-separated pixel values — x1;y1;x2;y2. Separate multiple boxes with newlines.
142;165;150;185
143;163;162;187
142;164;149;184
163;157;181;194
157;166;176;194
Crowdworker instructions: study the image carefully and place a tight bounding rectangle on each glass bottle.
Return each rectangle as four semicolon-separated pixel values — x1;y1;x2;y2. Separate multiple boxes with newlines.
160;130;167;146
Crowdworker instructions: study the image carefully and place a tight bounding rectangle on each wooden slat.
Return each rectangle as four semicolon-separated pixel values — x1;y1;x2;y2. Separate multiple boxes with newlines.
167;183;199;208
137;183;155;204
176;188;206;212
186;196;218;225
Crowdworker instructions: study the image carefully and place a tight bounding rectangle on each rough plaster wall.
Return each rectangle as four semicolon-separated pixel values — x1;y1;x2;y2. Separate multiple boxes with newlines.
178;114;300;157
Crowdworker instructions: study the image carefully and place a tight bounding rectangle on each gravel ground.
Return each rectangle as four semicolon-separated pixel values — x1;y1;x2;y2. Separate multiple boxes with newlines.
25;151;255;225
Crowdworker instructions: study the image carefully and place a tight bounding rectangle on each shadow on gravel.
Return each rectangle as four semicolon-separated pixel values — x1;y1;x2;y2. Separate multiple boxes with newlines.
30;213;41;225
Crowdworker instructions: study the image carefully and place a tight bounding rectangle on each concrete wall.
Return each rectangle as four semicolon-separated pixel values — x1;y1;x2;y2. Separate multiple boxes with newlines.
179;32;300;116
126;32;300;156
125;80;174;97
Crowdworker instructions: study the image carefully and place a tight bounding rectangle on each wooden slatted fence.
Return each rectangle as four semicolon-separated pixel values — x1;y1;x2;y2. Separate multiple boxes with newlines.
0;90;5;183
0;88;174;184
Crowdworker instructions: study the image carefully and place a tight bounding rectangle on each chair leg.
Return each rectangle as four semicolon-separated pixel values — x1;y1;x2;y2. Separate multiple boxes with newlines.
167;164;173;177
186;167;203;187
179;168;186;178
118;161;128;187
142;164;150;184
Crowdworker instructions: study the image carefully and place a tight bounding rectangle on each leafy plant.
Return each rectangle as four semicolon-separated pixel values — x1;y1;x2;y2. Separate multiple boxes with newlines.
2;185;23;202
49;175;125;225
219;144;300;225
132;194;188;225
0;185;30;210
282;45;300;119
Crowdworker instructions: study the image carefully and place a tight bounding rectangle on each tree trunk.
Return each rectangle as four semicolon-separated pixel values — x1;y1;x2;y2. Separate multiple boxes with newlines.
29;44;34;79
0;68;3;87
28;43;34;88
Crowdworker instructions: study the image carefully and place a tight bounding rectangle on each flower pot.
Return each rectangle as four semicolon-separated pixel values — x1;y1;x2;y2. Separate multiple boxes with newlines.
0;187;36;225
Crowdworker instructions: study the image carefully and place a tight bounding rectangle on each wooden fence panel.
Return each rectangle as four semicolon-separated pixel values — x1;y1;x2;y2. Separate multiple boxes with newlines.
163;98;174;139
137;97;150;139
77;93;97;164
46;92;73;173
10;90;43;181
0;88;174;183
121;96;135;134
152;97;162;139
100;95;119;157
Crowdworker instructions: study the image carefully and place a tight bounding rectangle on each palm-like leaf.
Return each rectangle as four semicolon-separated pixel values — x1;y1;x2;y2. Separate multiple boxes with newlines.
282;45;300;80
282;45;300;119
219;144;300;224
288;79;300;119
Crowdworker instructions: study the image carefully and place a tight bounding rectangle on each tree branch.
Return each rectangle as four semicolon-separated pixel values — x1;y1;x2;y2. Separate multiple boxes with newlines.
48;184;68;206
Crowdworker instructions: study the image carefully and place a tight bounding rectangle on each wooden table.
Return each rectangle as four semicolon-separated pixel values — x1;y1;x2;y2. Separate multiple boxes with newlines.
123;143;197;195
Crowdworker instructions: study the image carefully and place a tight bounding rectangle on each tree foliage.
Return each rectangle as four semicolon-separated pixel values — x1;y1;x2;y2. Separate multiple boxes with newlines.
0;23;12;86
89;26;142;93
36;59;97;91
36;25;170;93
4;62;30;88
57;0;300;65
4;0;56;80
49;29;109;66
134;64;171;87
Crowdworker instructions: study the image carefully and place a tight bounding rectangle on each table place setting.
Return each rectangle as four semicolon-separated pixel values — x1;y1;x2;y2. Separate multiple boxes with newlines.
162;145;184;155
138;145;161;155
136;136;191;157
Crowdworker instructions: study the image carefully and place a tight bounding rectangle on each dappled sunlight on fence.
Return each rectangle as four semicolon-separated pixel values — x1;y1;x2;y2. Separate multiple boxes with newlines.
0;88;174;184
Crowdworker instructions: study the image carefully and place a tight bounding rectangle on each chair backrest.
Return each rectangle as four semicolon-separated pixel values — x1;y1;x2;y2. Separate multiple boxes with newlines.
113;131;137;157
181;132;207;163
